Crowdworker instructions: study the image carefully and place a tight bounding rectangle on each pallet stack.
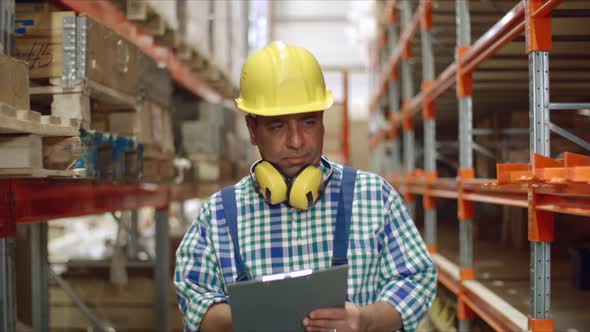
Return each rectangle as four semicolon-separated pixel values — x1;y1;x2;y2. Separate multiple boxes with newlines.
9;6;178;182
0;53;82;178
2;0;252;185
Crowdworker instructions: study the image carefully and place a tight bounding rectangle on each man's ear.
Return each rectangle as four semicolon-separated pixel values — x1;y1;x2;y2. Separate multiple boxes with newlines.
245;115;257;145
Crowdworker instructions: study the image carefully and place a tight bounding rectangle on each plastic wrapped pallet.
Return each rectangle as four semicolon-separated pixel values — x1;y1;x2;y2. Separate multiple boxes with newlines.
230;0;248;85
138;51;172;108
184;0;212;59
0;0;14;54
145;0;179;31
181;102;222;160
212;0;231;75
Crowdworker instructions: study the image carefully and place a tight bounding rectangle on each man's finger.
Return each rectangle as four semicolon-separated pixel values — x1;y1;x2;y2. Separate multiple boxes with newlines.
309;308;347;320
302;317;343;330
303;320;340;332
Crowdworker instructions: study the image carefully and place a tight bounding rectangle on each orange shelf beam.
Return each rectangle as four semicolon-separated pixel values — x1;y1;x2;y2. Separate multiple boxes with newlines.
532;0;565;18
370;3;422;111
433;254;528;331
389;175;590;218
461;3;525;66
461;284;527;332
372;3;528;130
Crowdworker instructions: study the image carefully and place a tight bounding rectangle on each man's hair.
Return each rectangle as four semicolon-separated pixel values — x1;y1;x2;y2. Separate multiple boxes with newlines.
246;114;257;124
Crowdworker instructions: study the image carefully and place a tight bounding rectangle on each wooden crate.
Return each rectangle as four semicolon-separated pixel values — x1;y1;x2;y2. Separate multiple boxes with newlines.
14;11;139;96
14;10;140;129
0;55;30;110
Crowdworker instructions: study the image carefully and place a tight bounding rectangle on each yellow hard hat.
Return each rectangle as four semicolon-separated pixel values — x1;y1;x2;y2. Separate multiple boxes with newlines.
235;41;334;116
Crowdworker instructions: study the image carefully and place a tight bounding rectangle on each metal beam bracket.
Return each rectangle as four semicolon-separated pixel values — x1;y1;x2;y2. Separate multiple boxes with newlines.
525;0;552;53
528;317;554;332
456;46;473;97
458;168;475;221
528;191;555;242
420;0;433;30
422;81;436;119
402;101;414;131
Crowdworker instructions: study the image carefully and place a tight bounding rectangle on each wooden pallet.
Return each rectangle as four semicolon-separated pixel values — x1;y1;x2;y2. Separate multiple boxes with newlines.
0;99;84;178
0;132;84;178
0;102;80;137
30;78;137;131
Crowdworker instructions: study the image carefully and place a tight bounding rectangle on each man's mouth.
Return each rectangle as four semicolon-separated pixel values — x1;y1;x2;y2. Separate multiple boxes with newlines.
284;156;307;164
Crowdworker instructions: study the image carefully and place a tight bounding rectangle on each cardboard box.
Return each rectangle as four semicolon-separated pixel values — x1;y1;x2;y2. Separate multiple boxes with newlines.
0;55;30;110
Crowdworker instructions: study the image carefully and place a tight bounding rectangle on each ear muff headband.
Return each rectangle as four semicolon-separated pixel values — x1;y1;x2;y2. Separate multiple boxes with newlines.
250;157;333;210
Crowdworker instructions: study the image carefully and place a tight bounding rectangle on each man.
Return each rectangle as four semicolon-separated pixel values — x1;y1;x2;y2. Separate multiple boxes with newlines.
175;41;436;332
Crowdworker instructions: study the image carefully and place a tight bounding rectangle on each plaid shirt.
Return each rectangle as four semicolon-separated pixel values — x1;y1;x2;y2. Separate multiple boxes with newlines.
174;160;437;331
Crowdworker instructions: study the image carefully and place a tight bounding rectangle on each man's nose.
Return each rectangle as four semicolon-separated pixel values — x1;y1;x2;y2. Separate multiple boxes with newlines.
286;122;304;150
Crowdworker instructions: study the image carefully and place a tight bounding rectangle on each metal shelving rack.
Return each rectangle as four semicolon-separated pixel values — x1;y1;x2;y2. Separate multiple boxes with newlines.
0;1;240;331
0;179;207;332
370;0;590;331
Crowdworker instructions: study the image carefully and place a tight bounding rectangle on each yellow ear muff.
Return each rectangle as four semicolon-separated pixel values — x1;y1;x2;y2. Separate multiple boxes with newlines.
253;161;288;205
288;166;324;210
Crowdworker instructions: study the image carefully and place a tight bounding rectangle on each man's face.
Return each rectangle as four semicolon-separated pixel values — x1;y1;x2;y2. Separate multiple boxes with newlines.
246;111;325;178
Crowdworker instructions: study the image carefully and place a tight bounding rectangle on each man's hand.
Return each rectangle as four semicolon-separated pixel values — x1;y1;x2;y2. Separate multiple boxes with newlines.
302;302;365;332
302;300;402;332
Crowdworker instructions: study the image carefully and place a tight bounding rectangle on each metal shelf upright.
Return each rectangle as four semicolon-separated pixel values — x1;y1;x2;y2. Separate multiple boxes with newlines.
370;0;590;331
0;0;246;330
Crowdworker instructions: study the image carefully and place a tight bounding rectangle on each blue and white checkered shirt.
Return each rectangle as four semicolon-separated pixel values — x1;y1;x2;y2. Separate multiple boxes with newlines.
174;160;437;331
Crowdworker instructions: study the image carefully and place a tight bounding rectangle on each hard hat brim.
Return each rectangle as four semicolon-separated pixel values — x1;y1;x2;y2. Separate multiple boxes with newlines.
235;89;334;116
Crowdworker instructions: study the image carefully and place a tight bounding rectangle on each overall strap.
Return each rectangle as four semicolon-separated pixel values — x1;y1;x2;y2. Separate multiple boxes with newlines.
221;187;251;282
332;166;357;267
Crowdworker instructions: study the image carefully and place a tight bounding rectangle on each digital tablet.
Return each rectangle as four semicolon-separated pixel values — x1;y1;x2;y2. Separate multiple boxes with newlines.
228;265;348;332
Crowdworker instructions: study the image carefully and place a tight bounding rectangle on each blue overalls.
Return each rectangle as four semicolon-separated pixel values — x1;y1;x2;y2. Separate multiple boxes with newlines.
220;166;357;283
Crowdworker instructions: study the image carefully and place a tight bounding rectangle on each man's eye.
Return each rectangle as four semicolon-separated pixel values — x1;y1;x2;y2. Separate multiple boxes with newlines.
269;123;284;130
303;119;316;125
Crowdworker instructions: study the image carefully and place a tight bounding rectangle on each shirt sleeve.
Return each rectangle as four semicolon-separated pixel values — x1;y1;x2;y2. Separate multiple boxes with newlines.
174;200;228;331
376;185;438;332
